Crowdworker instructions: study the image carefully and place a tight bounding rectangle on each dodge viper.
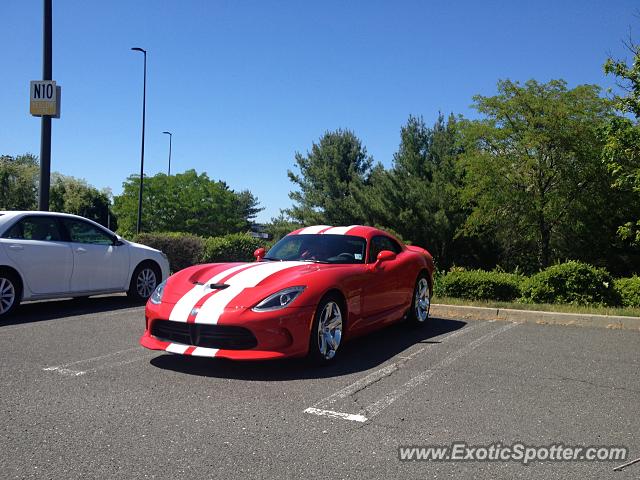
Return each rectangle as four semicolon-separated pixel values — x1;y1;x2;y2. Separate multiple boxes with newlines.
140;225;434;363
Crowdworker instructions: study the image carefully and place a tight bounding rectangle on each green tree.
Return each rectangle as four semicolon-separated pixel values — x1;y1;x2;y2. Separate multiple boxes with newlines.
113;169;260;236
49;174;114;227
287;129;373;225
354;114;469;269
603;40;640;244
0;154;39;210
461;79;614;270
264;212;303;243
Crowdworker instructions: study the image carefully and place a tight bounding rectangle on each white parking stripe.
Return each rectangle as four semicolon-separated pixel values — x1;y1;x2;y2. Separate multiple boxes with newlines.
363;322;517;418
169;263;258;322
303;408;367;423
304;322;516;422
43;346;154;376
308;323;480;410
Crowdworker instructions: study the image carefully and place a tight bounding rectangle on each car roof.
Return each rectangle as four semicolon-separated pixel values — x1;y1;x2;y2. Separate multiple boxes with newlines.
287;225;402;243
0;210;92;222
0;211;115;235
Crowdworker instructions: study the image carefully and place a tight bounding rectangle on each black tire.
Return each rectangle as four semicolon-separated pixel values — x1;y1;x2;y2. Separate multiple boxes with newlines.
127;262;161;303
0;269;21;318
407;273;431;326
308;294;345;365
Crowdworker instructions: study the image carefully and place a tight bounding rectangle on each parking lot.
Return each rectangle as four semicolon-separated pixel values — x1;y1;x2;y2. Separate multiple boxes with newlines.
1;296;638;479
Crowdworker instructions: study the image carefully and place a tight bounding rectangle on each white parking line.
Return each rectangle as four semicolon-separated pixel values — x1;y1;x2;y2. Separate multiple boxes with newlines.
43;346;151;376
304;322;517;422
303;408;368;423
363;322;517;418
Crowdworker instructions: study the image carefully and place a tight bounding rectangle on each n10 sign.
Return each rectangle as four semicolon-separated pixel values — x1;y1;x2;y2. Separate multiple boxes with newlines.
30;80;60;117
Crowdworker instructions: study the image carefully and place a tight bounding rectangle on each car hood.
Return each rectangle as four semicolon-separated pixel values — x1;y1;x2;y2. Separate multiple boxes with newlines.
163;261;353;307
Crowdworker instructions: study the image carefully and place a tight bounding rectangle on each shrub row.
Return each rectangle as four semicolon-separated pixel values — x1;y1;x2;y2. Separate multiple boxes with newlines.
131;232;268;273
129;234;640;308
436;261;640;308
436;269;523;301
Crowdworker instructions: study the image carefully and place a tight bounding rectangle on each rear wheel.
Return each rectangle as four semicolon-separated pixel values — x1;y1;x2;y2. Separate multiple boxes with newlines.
127;262;160;303
308;295;344;365
408;273;431;326
0;270;21;318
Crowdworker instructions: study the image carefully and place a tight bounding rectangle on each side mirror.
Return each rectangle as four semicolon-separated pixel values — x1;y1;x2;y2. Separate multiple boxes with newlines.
376;250;396;263
113;236;124;246
254;247;266;261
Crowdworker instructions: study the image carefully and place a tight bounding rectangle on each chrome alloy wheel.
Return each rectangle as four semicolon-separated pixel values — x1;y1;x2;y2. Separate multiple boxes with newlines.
317;301;343;360
136;268;157;299
0;277;16;315
414;277;430;322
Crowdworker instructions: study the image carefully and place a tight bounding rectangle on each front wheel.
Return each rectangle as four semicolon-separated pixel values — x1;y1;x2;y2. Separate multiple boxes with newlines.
408;274;431;326
127;262;160;303
308;295;344;365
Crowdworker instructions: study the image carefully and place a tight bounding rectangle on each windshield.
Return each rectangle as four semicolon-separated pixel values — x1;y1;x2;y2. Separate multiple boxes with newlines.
265;234;367;264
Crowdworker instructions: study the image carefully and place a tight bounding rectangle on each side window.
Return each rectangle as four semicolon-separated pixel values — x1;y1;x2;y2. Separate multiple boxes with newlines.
63;219;113;245
2;222;23;239
2;217;63;241
368;236;402;262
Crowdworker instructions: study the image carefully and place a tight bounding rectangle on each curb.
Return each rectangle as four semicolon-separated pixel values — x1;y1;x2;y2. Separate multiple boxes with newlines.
430;304;640;331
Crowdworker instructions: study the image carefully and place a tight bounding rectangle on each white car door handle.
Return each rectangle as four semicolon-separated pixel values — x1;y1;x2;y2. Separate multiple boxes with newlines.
8;244;24;250
76;247;87;254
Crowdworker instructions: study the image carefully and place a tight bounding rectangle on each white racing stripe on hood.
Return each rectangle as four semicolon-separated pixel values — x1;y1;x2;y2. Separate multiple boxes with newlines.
298;225;331;234
322;225;357;235
194;261;308;325
169;263;259;322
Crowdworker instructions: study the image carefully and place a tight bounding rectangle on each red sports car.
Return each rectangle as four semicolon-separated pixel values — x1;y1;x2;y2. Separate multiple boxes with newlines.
140;225;434;363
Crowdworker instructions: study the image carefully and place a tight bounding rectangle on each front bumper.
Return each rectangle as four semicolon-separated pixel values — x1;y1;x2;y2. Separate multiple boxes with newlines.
140;302;316;360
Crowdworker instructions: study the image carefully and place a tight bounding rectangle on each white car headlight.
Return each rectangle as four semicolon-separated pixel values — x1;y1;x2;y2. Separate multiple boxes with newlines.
252;286;305;312
150;279;167;305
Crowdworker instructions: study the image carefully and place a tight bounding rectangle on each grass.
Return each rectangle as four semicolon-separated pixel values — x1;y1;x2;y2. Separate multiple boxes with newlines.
433;296;640;318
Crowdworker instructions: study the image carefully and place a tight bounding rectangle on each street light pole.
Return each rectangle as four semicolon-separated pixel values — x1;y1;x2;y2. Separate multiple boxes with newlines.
38;0;52;211
131;47;146;234
162;131;172;175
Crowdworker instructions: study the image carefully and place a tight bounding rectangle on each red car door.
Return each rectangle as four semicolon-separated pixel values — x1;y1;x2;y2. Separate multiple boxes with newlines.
361;235;408;323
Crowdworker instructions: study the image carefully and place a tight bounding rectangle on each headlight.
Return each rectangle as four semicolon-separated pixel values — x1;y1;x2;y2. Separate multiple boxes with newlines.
252;286;305;312
150;279;167;305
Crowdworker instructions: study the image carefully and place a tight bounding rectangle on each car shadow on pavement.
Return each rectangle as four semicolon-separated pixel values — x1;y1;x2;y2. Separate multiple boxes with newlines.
149;316;466;380
0;295;141;327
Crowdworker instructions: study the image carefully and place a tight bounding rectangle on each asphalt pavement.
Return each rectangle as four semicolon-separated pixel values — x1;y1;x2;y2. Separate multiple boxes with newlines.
1;296;638;479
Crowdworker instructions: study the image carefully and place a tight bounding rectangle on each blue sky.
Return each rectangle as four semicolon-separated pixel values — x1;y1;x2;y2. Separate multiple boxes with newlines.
1;0;638;223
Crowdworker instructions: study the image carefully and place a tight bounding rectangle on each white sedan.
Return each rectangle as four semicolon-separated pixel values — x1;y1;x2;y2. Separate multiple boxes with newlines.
0;211;170;317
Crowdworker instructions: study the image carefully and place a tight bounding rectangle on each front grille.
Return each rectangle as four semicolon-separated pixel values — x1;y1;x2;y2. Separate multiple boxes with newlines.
151;320;258;350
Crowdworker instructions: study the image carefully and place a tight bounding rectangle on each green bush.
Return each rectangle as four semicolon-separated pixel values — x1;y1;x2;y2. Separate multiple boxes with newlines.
614;276;640;307
201;233;263;263
437;269;523;301
520;261;618;306
132;232;204;273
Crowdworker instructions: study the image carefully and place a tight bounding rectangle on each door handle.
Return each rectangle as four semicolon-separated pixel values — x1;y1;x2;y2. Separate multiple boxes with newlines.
8;244;24;250
76;247;87;254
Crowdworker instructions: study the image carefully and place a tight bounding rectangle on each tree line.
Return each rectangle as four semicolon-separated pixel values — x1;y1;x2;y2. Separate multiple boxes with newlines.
283;45;640;275
0;159;261;238
2;39;639;276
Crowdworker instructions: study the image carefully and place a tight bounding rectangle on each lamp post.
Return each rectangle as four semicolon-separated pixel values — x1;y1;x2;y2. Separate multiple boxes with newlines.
38;0;53;211
131;47;146;234
162;131;172;175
